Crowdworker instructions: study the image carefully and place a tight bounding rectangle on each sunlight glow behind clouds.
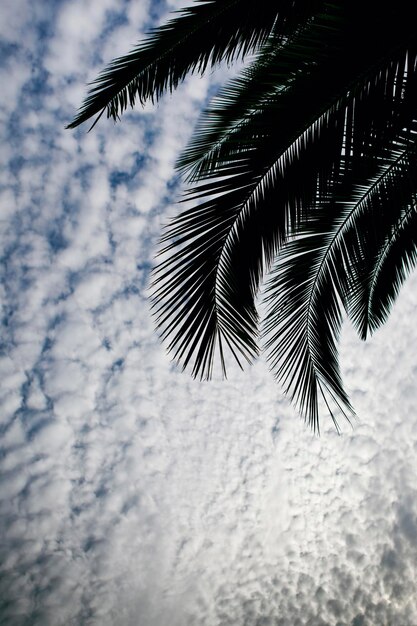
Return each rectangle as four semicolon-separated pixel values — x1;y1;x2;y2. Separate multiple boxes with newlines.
1;1;417;625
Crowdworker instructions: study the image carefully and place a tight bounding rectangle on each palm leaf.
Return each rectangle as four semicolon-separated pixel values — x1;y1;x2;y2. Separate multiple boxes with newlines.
67;0;305;129
262;151;416;428
177;4;416;181
344;140;417;337
152;102;348;380
263;205;355;431
368;204;417;332
69;0;417;427
262;51;417;427
153;6;417;386
176;18;323;179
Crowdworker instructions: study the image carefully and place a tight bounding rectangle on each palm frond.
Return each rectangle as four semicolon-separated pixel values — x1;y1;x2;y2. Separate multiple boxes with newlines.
262;49;417;427
152;102;348;381
177;2;349;181
152;7;417;388
67;0;306;129
262;148;417;428
177;3;416;182
344;140;417;337
368;204;417;332
175;15;323;179
262;205;355;431
69;0;417;428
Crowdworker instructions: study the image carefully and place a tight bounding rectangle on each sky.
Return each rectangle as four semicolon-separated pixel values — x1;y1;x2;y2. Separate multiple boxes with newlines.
1;1;417;625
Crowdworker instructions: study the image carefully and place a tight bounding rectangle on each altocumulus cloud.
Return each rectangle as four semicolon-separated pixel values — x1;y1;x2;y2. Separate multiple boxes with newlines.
1;1;417;625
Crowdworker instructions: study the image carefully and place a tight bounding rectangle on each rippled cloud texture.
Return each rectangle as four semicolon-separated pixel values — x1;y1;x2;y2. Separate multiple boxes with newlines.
1;2;417;625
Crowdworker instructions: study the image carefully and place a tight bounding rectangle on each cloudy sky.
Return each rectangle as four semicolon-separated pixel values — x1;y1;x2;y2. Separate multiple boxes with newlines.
2;1;417;625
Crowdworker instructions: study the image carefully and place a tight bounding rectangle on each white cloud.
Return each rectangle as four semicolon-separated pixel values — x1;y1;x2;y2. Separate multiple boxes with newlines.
1;1;417;625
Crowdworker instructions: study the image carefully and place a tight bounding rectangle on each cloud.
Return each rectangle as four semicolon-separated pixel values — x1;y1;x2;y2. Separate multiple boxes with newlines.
1;1;417;625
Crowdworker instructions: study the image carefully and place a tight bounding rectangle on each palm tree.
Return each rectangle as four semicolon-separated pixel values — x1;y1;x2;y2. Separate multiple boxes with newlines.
68;0;417;430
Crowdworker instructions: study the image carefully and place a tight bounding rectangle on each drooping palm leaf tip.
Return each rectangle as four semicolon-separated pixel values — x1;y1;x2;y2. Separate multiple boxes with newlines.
69;0;417;430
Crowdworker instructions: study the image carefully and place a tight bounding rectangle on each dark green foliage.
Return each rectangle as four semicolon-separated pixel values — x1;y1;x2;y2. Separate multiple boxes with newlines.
69;0;417;429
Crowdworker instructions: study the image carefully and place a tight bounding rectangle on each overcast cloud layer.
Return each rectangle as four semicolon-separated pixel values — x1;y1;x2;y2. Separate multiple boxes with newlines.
1;2;417;625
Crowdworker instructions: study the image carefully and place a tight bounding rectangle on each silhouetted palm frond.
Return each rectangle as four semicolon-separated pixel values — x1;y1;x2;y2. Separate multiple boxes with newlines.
345;140;417;338
69;0;417;428
263;138;417;429
67;0;315;130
